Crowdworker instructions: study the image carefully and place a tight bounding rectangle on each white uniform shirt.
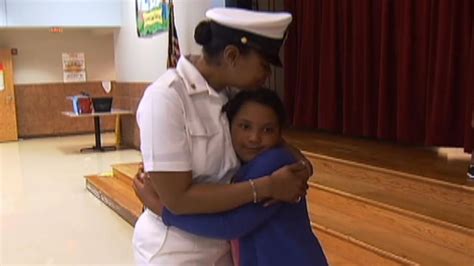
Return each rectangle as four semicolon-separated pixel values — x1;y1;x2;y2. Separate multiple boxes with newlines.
137;56;240;184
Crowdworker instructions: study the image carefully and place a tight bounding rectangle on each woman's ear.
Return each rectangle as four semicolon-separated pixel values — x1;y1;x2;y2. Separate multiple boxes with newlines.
223;45;240;67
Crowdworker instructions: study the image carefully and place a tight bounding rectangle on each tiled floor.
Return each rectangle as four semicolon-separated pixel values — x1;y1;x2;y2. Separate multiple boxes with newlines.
1;134;141;265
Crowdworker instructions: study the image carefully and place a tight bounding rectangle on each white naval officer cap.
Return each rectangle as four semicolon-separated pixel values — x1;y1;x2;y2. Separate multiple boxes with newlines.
205;8;292;66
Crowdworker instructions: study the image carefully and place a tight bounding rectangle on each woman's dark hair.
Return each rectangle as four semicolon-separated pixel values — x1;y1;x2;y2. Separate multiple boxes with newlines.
194;21;253;61
222;88;288;128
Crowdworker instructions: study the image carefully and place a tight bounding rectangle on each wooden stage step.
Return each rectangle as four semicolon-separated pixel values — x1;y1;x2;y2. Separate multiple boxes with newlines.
313;223;416;266
112;163;140;187
283;130;474;265
308;183;474;266
306;152;474;230
85;172;142;225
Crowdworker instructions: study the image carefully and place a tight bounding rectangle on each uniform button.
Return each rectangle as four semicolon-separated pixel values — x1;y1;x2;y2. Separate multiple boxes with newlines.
190;84;196;90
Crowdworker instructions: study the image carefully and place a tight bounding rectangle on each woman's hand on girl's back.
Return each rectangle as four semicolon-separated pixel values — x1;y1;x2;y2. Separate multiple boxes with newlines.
268;161;309;202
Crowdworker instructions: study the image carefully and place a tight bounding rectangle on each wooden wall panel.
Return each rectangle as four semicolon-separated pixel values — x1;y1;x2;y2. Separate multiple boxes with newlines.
114;82;148;149
15;82;121;137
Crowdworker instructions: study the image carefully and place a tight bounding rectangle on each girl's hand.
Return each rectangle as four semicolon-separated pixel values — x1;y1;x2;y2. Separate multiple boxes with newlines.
281;140;314;179
268;161;309;202
133;164;164;216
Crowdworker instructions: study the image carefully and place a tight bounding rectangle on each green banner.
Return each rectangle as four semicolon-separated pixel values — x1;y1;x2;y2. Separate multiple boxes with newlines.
136;0;170;37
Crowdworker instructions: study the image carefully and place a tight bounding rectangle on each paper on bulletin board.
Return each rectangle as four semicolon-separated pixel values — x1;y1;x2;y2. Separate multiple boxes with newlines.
62;53;86;83
0;63;4;91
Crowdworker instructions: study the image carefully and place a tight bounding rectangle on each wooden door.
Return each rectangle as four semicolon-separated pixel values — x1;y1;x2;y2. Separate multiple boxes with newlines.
0;49;18;142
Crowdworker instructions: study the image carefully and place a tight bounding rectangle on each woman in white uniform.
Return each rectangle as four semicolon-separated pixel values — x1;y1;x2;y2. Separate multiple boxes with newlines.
133;8;310;265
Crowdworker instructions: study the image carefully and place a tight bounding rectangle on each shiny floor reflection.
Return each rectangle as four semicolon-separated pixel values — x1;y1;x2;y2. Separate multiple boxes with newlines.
1;134;141;265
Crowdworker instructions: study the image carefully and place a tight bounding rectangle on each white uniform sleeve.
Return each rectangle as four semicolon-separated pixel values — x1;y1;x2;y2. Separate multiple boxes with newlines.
137;86;191;172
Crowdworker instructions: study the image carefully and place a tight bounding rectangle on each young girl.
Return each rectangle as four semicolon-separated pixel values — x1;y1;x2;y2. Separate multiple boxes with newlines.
143;88;328;266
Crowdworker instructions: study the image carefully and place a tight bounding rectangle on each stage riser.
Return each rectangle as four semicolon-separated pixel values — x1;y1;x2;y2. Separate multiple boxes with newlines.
313;226;415;266
85;175;143;226
308;185;474;265
113;168;134;187
306;153;474;230
112;163;140;187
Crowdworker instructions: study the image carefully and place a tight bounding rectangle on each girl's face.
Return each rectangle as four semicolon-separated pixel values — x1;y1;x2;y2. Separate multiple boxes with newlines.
230;101;281;162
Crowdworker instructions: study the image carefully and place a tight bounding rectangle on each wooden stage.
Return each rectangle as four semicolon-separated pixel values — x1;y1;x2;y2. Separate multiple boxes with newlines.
85;129;474;266
283;129;471;186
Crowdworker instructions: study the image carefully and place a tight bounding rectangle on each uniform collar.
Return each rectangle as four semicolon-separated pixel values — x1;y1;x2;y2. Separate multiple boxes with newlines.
176;56;220;97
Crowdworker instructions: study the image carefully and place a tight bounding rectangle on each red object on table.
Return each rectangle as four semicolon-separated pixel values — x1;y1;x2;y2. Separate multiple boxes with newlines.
78;98;92;114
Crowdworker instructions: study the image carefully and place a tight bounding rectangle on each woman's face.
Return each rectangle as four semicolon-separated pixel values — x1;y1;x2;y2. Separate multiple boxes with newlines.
230;101;281;162
231;50;271;90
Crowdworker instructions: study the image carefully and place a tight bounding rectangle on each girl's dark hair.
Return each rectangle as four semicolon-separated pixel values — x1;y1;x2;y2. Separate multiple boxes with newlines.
194;21;252;61
222;88;288;128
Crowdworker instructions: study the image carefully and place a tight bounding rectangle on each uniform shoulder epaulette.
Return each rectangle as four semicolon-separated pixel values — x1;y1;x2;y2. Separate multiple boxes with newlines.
158;69;181;88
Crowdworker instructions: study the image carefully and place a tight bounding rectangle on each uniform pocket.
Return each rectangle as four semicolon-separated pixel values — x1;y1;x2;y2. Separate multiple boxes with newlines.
187;121;220;177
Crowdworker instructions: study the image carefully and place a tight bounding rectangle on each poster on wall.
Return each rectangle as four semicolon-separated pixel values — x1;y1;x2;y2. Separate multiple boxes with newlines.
62;53;86;83
136;0;170;37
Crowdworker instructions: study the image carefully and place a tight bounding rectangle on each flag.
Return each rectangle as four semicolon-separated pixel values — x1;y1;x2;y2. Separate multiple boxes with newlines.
167;0;180;68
